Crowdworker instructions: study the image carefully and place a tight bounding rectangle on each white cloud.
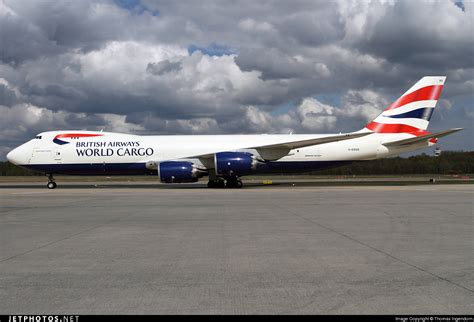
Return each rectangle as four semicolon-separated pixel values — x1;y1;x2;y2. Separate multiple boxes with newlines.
0;0;17;17
0;103;68;143
297;98;337;131
238;18;275;33
339;89;388;122
99;113;145;133
78;41;186;82
314;63;331;77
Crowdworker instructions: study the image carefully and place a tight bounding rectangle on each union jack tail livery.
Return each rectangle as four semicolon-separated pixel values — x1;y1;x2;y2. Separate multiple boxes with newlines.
365;76;445;134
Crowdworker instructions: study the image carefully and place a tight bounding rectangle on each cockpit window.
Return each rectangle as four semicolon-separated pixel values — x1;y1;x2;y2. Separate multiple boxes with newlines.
34;135;42;139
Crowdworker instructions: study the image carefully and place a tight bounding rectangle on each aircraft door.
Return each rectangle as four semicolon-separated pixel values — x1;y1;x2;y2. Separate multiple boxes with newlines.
30;148;52;164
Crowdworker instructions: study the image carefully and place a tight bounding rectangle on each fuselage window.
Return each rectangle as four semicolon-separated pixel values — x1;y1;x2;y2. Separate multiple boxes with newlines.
34;136;42;139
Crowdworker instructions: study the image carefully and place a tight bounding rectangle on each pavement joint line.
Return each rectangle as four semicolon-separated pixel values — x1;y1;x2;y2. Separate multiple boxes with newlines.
0;196;114;216
0;212;134;263
273;203;474;295
1;191;53;195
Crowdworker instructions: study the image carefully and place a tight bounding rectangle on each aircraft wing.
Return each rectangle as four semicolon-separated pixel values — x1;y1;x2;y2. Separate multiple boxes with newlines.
383;128;463;147
249;132;371;150
250;132;371;160
195;132;372;162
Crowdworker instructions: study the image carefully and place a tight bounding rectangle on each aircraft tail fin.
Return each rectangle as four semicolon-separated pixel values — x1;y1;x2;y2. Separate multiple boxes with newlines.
364;76;446;134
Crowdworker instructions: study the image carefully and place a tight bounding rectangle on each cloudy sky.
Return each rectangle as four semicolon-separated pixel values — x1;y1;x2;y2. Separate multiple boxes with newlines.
0;0;472;158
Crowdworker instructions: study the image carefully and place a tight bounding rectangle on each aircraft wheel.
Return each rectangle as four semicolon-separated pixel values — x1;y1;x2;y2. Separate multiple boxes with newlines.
208;179;226;188
225;177;243;189
235;179;243;188
217;179;226;188
47;181;57;189
207;180;218;188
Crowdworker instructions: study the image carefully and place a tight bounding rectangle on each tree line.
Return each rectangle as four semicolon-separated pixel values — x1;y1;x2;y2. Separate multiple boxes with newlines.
316;151;473;175
0;151;472;176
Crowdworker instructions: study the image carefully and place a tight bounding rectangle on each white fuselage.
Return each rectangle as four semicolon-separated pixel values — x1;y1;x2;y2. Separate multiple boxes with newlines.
7;130;431;174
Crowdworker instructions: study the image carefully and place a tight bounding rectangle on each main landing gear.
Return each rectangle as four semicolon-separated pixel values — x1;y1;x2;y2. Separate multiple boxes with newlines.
46;174;57;189
225;176;243;189
207;176;243;189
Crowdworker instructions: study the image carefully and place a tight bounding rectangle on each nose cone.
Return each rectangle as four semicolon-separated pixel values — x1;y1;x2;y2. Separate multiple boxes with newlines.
6;145;29;165
6;149;15;163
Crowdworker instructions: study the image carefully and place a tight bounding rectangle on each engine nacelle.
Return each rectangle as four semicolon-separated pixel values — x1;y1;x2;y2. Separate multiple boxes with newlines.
215;152;262;176
158;161;205;183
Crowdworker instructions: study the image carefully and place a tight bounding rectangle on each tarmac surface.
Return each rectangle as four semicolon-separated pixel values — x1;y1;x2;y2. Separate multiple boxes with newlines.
0;182;473;314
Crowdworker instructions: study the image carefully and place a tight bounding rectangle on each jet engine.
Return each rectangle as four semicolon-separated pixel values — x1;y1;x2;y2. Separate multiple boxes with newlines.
149;161;206;183
215;152;263;176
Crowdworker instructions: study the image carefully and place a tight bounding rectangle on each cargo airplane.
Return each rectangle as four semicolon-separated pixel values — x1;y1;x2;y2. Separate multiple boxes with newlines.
6;77;462;189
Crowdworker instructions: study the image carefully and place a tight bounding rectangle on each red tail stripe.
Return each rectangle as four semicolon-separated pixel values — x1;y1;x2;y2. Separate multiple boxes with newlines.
386;85;443;111
366;122;425;133
55;133;103;139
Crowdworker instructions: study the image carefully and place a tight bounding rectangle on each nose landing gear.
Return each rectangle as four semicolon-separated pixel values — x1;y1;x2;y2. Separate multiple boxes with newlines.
46;174;57;189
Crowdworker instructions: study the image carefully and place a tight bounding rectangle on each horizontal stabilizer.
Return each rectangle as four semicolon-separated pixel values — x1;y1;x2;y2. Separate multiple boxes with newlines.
383;128;463;147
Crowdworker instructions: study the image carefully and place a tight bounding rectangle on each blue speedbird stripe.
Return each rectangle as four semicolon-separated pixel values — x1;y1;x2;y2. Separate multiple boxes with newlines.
385;108;434;120
53;138;69;145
